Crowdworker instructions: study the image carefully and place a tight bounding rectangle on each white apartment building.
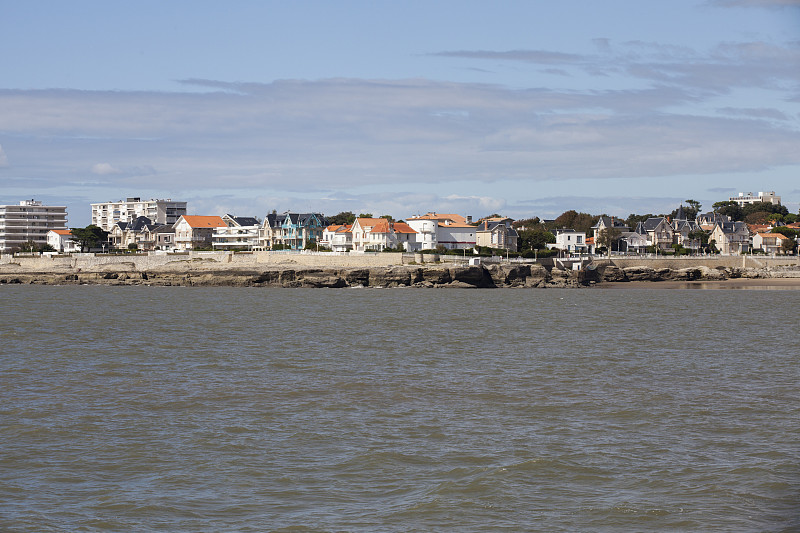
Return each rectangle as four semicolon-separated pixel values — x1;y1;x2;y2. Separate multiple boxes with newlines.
91;197;187;232
729;191;781;207
405;213;477;251
0;199;68;253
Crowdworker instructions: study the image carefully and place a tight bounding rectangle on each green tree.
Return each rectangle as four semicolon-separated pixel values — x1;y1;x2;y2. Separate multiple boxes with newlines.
517;228;555;250
771;226;798;239
625;213;654;230
596;226;622;256
685;199;702;219
712;201;744;221
379;214;394;222
688;228;710;253
781;237;797;255
357;213;373;218
70;225;108;252
127;243;139;251
329;211;356;225
548;210;597;234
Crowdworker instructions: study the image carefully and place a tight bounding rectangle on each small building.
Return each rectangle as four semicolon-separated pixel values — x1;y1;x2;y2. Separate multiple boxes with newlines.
321;224;353;252
548;229;588;253
635;217;674;251
260;212;328;250
708;221;751;255
46;229;78;253
729;191;781;207
108;216;156;250
752;232;791;254
475;217;518;251
173;215;227;250
405;213;477;251
213;214;261;250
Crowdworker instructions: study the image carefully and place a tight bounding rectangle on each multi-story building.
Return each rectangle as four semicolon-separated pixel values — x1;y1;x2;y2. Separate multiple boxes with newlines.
729;191;781;207
173;215;227;250
91;197;187;232
405;213;477;251
475;217;518;251
259;212;328;250
212;215;261;250
0;199;68;253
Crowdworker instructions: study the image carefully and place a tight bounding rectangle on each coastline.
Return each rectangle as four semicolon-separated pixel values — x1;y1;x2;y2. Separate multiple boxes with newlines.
2;252;800;289
596;277;800;290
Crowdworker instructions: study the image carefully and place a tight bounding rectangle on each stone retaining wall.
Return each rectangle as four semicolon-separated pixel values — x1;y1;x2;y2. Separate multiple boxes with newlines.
605;255;799;270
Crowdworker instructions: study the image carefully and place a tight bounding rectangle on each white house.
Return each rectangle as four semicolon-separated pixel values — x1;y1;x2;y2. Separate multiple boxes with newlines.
548;229;588;253
46;229;78;253
350;218;417;251
174;215;227;250
213;215;261;250
708;221;750;255
752;232;790;254
406;213;477;251
321;224;353;252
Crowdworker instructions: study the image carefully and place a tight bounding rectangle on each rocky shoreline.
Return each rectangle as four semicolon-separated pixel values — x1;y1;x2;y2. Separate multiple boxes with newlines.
1;261;799;288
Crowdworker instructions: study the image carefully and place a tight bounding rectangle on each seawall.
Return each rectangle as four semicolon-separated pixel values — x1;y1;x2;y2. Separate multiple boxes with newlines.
1;251;799;288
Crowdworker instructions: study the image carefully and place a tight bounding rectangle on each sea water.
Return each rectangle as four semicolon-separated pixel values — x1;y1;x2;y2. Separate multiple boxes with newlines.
1;286;798;531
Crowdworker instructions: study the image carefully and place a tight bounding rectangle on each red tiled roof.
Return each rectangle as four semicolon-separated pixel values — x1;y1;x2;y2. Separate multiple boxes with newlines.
392;222;417;234
180;215;227;228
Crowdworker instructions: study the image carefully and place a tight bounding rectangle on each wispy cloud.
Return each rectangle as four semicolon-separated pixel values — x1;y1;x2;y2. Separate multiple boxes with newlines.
0;144;8;167
709;0;800;8
434;40;800;95
90;163;122;175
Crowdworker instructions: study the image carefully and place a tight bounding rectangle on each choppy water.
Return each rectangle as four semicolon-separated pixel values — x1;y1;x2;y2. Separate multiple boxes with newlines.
1;285;798;532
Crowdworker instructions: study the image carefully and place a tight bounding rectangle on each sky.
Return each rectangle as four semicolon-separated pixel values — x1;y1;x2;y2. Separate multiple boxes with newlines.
1;0;799;227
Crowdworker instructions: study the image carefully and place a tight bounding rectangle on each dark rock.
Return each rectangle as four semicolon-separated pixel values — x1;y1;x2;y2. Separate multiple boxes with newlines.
450;266;495;288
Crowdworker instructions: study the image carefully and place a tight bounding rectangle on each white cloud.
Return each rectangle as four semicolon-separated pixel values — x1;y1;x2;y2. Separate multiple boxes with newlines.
90;162;122;175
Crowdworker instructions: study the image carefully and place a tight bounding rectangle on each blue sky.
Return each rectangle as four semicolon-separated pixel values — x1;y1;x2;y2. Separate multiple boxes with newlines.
1;0;799;226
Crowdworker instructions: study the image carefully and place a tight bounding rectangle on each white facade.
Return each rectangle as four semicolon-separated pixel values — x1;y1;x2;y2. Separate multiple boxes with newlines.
91;197;187;232
46;229;78;253
321;225;353;252
212;225;260;250
0;200;68;253
729;191;781;207
549;229;588;253
752;232;790;254
405;213;477;251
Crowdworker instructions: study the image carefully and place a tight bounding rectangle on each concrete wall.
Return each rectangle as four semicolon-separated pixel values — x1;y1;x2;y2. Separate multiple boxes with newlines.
605;255;800;270
3;250;797;273
0;250;406;271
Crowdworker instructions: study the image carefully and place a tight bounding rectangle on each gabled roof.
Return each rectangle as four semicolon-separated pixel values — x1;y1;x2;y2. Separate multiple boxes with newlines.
354;217;385;229
712;221;749;235
392;222;417;234
224;214;260;227
756;232;789;240
408;213;472;226
478;219;514;232
640;217;672;232
591;215;628;229
266;212;326;228
179;215;227;228
49;229;72;236
127;216;153;232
